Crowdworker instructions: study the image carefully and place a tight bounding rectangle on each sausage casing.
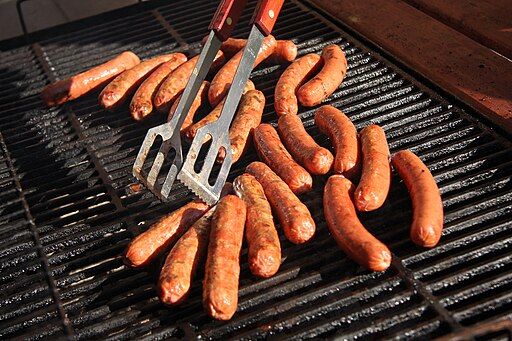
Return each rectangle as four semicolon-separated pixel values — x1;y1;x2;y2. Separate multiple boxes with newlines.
168;80;209;133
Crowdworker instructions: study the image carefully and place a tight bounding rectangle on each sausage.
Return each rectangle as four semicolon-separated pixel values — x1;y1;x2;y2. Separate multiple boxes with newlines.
391;150;443;248
277;113;333;175
158;207;215;306
246;162;315;244
42;51;140;107
234;173;281;278
208;35;276;106
323;175;392;271
123;200;209;267
217;89;265;163
168;80;209;133
99;53;177;110
253;123;313;194
184;80;255;140
130;53;187;121
274;54;322;116
354;125;391;211
297;44;347;107
154;51;225;113
314;105;360;177
203;195;246;320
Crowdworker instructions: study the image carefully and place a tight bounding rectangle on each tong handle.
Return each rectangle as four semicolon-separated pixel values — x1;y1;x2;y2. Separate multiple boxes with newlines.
251;0;285;35
209;0;248;41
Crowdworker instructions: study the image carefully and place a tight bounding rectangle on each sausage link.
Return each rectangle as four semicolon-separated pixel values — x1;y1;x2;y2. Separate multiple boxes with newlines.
315;105;360;177
42;51;140;107
168;80;209;133
323;175;392;271
130;53;187;121
391;150;443;247
277;113;333;175
208;35;276;106
274;54;322;116
234;173;281;278
246;162;315;244
123;200;209;267
297;45;347;106
203;195;246;320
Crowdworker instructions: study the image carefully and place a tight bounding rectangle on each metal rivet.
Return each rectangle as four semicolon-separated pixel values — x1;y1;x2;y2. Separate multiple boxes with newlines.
269;10;275;19
226;17;232;25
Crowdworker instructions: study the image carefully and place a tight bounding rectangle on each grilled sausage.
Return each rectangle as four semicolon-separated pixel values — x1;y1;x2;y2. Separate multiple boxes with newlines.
154;51;225;113
130;53;187;121
42;51;140;107
323;175;392;271
354;125;391;211
277;113;333;175
217;89;265;163
391;150;443;247
168;80;209;133
208;35;276;106
123;200;209;268
246;162;315;244
234;173;281;278
297;44;347;107
158;207;215;306
274;54;322;116
253;123;313;194
315;105;360;177
203;195;246;320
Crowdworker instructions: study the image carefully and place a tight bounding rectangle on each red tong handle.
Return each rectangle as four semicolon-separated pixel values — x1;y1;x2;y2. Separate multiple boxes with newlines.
209;0;248;41
251;0;285;35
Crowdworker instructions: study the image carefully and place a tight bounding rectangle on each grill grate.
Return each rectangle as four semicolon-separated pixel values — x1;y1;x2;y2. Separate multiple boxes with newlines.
1;0;512;339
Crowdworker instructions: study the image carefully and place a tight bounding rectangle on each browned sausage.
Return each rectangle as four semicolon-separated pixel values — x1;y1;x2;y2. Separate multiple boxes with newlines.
123;200;209;268
154;51;225;113
158;207;215;306
277;113;333;175
217;89;265;163
246;162;315;244
130;53;187;121
391;150;443;247
234;173;281;278
208;35;276;106
315;105;360;177
297;44;347;107
168;80;209;133
274;54;322;116
184;80;255;140
42;51;140;107
323;175;392;271
203;195;246;320
354;125;391;211
253;123;313;194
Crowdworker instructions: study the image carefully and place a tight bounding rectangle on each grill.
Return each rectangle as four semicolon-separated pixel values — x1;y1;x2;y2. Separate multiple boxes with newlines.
1;0;512;339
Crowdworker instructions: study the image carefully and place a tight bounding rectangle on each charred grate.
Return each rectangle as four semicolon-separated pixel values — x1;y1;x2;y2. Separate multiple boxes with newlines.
1;0;512;339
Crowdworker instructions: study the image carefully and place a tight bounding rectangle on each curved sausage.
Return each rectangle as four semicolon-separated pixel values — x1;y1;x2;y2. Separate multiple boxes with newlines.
253;123;313;194
297;44;347;107
208;35;276;106
154;51;225;113
323;175;392;271
246;162;315;244
354;125;391;211
391;150;443;247
203;195;246;321
234;173;281;278
274;54;322;116
123;200;209;268
130;53;187;121
314;105;360;177
42;51;140;107
277;113;333;175
168;80;209;133
217;89;265;163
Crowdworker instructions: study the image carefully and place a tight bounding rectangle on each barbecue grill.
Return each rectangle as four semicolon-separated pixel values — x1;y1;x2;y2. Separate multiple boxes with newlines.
1;0;512;339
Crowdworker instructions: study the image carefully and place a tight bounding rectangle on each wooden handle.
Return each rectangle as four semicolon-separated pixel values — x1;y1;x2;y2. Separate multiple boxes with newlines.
209;0;248;41
251;0;285;35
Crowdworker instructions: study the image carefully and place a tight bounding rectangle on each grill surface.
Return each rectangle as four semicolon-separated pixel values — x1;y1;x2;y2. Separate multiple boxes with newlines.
1;0;512;339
